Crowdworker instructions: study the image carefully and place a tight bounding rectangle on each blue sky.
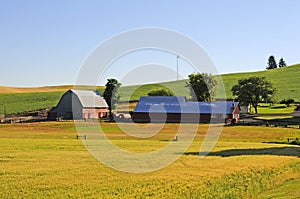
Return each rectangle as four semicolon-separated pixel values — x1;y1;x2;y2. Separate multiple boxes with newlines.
0;0;299;87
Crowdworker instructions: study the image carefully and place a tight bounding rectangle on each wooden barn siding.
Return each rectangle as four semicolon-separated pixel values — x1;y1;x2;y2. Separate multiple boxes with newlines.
231;106;240;120
82;108;107;119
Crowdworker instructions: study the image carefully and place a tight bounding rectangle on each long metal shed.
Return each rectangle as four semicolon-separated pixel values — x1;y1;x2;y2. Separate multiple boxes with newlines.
132;96;240;123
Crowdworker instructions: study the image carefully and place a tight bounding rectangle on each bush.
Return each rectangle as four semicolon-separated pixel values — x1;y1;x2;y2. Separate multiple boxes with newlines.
147;89;174;96
271;104;287;109
280;99;295;107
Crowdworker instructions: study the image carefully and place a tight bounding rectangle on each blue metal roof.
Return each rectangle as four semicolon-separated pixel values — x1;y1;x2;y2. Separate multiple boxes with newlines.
133;96;239;114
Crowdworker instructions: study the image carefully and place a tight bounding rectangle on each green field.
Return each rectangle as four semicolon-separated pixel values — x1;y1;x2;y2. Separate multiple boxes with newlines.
216;64;300;101
119;64;300;101
0;64;299;115
0;91;64;115
0;122;299;198
251;103;297;114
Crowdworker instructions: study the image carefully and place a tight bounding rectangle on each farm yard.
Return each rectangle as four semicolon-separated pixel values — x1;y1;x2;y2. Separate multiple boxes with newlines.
0;121;299;198
0;65;299;198
1;64;300;116
2;1;300;198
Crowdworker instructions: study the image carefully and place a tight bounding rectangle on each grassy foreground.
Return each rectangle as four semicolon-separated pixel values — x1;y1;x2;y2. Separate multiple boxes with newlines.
0;122;299;198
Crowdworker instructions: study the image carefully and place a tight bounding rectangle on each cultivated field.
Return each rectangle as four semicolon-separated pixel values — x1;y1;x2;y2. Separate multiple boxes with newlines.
0;122;299;198
0;91;64;115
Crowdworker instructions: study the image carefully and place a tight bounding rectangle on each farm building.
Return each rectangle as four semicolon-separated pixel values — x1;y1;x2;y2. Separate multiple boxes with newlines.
132;96;240;123
48;90;108;120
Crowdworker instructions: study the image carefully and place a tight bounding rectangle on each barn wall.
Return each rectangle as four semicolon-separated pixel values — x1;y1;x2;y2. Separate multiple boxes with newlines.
132;112;212;123
55;91;74;119
71;93;83;119
47;108;58;120
48;90;109;120
232;106;240;120
82;108;107;119
49;91;83;120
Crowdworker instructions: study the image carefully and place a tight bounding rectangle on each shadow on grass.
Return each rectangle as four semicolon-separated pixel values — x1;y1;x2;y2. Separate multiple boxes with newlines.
184;147;300;157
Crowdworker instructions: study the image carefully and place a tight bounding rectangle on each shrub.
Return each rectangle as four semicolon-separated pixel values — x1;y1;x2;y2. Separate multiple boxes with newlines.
280;99;295;107
147;89;174;96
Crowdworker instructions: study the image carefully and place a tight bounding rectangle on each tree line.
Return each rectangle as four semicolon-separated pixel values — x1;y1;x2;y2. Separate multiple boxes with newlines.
267;55;286;70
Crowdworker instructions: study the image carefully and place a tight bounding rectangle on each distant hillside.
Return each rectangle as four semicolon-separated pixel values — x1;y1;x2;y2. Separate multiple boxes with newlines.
119;64;300;102
0;85;74;93
0;64;299;115
0;85;104;93
0;91;64;115
216;64;300;101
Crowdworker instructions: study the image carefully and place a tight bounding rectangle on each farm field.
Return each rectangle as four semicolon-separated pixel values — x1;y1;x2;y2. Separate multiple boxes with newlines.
251;103;297;114
0;85;74;94
0;122;299;198
0;91;64;115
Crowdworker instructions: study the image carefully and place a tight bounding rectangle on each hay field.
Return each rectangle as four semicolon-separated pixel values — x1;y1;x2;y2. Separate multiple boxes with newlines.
0;122;299;198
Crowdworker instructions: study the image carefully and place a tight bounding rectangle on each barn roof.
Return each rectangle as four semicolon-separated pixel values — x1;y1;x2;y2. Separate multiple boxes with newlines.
133;96;239;114
71;90;108;108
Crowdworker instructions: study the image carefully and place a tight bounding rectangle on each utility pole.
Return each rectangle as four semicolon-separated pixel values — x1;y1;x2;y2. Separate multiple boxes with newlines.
176;55;179;80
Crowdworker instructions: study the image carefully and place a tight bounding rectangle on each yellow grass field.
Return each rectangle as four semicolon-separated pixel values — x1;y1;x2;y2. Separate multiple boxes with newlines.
0;122;299;198
0;85;105;94
0;85;73;93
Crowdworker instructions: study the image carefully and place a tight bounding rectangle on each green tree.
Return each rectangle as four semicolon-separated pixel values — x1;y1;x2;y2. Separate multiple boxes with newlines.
278;57;287;68
186;73;216;102
103;78;121;117
266;55;277;70
147;89;174;96
231;77;275;114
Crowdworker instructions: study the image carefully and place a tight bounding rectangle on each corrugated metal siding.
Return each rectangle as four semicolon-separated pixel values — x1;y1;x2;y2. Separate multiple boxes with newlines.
71;90;108;108
132;96;240;123
132;112;212;123
134;97;239;114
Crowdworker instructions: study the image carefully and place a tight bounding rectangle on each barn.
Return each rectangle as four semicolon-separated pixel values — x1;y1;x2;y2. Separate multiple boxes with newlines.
48;90;108;120
132;96;240;123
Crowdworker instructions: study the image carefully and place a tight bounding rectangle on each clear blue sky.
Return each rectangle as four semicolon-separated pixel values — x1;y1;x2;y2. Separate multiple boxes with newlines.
0;0;299;87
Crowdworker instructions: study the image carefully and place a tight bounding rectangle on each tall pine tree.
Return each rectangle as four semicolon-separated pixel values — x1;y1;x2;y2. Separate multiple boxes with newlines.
278;57;287;68
267;55;277;70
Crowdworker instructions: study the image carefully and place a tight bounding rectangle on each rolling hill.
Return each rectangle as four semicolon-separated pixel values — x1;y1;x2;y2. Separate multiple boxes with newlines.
0;64;299;115
119;64;300;102
215;63;300;101
0;85;74;93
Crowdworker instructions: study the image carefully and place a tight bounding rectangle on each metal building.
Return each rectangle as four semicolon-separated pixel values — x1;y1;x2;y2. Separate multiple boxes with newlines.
48;90;108;120
132;96;240;123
